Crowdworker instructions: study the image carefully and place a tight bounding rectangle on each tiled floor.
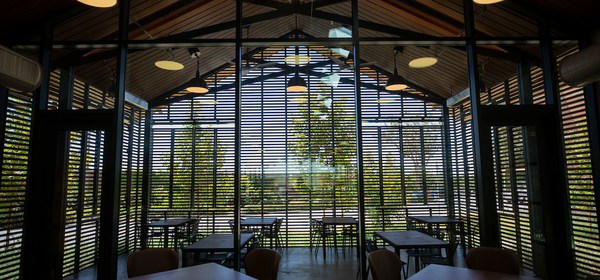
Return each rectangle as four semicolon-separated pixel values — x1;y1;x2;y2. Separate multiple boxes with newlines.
64;245;466;279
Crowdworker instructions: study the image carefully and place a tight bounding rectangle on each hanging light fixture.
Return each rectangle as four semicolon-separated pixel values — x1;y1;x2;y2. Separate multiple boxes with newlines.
155;48;184;70
286;35;307;92
385;47;408;91
473;0;503;4
186;55;208;94
410;8;487;69
409;57;438;68
77;0;116;8
287;68;307;92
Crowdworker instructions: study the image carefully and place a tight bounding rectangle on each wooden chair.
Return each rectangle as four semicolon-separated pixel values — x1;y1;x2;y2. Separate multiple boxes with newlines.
226;235;261;268
262;218;284;253
175;218;199;252
309;218;337;257
465;246;520;275
127;248;178;277
244;248;281;280
368;249;404;280
357;238;406;279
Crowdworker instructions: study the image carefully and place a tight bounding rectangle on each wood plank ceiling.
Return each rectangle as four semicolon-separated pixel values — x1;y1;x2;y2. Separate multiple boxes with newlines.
1;0;599;104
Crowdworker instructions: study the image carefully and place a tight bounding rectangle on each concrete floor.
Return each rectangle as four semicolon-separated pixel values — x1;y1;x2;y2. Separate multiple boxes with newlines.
64;245;466;280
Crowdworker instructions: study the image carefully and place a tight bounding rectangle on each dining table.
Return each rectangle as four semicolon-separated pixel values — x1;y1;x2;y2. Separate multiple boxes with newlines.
143;218;196;249
241;218;277;248
182;233;254;258
408;264;541;280
127;262;257;280
407;215;466;255
321;217;358;259
374;230;453;272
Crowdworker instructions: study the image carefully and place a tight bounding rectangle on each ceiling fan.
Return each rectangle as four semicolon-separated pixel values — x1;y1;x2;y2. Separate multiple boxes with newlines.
222;58;278;76
327;56;376;74
221;26;277;76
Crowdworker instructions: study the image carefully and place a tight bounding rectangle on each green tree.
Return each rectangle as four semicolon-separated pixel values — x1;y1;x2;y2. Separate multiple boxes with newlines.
288;86;357;207
159;109;230;210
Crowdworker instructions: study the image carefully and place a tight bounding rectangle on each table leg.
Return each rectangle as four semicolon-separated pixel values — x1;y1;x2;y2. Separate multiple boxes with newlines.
356;229;359;260
323;223;326;259
270;224;274;249
415;253;421;272
333;226;338;257
460;222;466;256
447;244;454;266
164;226;169;248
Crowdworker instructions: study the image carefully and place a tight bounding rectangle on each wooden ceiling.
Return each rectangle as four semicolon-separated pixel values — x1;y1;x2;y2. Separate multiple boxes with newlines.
1;0;598;105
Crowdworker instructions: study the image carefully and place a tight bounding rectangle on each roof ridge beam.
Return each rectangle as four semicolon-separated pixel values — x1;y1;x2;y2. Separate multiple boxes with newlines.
54;0;213;68
61;1;347;67
300;9;536;64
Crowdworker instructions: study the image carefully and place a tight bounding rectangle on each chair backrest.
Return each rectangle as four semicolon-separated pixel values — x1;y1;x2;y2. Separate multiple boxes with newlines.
228;219;235;232
466;247;520;275
245;239;261;258
368;249;403;280
127;248;178;277
244;248;281;280
310;218;322;233
274;218;283;234
365;238;380;253
189;219;199;235
180;238;194;267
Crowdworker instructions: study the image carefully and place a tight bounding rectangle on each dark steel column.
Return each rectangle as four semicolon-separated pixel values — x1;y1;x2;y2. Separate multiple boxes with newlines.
351;0;367;278
33;23;52;112
442;105;455;217
98;0;130;278
233;0;242;271
51;66;75;277
58;67;74;110
125;109;136;251
518;62;547;277
537;19;576;280
21;21;55;279
463;0;499;247
75;126;88;273
141;106;153;249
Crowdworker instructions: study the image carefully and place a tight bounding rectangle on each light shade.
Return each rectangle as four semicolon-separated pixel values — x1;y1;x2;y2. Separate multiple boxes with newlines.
284;55;311;65
287;73;307;92
186;76;209;93
409;57;438;68
77;0;117;8
155;61;184;70
385;69;408;91
107;81;118;97
473;0;503;4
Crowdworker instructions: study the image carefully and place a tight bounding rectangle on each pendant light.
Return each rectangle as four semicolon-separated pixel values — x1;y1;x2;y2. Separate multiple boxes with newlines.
286;36;307;92
287;69;307;92
409;57;438;68
385;47;408;91
155;48;184;70
77;0;116;8
474;0;503;4
186;55;208;94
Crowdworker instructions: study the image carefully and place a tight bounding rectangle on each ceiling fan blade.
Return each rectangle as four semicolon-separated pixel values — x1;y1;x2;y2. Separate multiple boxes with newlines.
253;61;277;68
328;69;343;75
222;58;236;65
361;61;377;67
329;56;347;68
349;61;377;70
